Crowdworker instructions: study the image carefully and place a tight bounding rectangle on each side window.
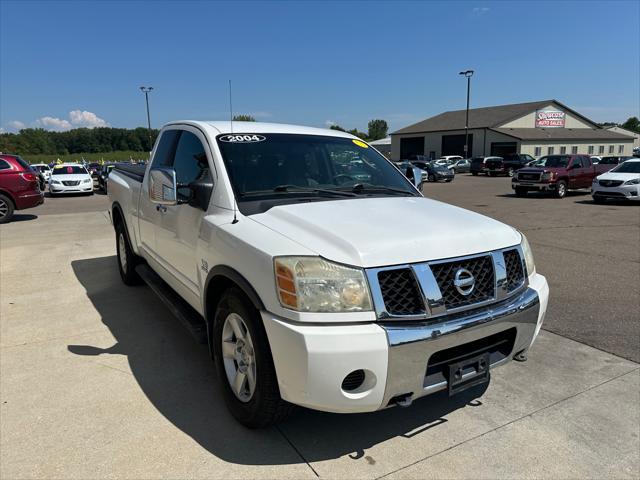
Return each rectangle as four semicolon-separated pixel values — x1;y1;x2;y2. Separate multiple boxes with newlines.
572;157;583;168
582;156;591;167
151;130;180;168
0;159;10;170
172;130;211;201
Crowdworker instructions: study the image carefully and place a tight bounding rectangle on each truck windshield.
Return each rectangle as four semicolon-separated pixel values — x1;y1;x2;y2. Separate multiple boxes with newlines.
535;156;570;168
216;134;417;201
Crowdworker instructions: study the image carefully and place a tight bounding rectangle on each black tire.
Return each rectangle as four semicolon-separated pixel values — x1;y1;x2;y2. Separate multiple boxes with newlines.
115;221;142;285
212;288;293;428
489;172;496;177
555;180;567;198
593;196;605;204
471;172;478;176
0;193;15;224
515;187;528;197
428;174;436;182
445;178;453;183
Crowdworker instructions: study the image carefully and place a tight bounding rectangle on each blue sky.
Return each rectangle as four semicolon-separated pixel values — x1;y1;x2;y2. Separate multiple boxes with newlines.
1;1;638;134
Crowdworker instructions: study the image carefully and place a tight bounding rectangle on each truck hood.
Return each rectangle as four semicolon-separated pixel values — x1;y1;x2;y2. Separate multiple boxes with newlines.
517;167;565;174
249;197;521;268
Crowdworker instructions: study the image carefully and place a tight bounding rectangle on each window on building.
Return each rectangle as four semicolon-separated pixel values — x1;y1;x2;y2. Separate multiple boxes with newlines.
618;145;624;154
534;147;541;157
571;146;578;154
547;146;554;155
560;146;567;154
599;145;605;154
608;145;614;153
588;145;594;154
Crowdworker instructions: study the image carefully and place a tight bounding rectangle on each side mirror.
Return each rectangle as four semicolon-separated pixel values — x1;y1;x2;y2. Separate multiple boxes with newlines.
406;166;424;190
149;167;177;205
187;177;214;211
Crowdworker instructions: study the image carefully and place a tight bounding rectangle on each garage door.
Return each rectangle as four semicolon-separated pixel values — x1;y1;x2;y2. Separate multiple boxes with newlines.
442;134;473;157
400;137;424;160
491;142;518;156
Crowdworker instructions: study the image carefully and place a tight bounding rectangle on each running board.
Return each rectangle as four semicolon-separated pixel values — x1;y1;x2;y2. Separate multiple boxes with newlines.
135;264;207;344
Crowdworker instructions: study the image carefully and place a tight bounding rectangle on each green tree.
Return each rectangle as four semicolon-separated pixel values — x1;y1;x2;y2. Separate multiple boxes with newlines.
233;114;256;122
621;117;640;134
329;124;346;132
347;128;368;140
367;119;388;141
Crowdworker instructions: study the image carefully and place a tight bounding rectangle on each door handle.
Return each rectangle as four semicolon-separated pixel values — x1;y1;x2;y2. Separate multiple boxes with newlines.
156;205;167;213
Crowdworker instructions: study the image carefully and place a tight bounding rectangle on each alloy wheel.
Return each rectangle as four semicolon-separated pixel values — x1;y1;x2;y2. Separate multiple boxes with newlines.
0;198;7;219
221;313;257;402
118;232;128;271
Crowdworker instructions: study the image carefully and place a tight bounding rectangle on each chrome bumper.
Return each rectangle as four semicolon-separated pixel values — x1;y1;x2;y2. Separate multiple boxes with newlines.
380;287;540;407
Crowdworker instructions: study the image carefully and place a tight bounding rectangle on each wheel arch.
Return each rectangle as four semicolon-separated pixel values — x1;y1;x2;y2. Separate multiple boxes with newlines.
0;189;16;207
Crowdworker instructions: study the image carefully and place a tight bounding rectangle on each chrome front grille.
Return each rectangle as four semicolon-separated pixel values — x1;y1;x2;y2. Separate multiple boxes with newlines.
517;172;541;181
62;180;80;186
377;269;426;316
503;249;525;292
599;179;623;187
430;255;495;310
367;247;527;321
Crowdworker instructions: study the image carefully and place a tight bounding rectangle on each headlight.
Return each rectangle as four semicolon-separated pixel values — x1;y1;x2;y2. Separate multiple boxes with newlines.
592;178;598;184
50;179;60;184
82;178;92;184
274;257;372;312
520;233;536;276
624;178;640;185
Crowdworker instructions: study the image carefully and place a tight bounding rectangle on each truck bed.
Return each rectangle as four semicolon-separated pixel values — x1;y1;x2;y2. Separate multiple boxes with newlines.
114;163;146;183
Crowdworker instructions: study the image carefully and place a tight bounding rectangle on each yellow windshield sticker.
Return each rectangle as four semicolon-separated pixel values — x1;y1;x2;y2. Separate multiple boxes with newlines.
352;139;368;148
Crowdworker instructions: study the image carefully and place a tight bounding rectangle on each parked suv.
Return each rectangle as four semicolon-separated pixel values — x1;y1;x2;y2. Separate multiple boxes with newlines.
0;153;44;223
470;156;502;175
485;154;536;177
512;154;612;198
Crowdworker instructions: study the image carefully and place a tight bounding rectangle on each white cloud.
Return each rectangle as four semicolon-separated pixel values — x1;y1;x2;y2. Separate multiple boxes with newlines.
35;116;72;131
33;110;109;131
69;110;109;128
6;120;26;132
472;7;490;15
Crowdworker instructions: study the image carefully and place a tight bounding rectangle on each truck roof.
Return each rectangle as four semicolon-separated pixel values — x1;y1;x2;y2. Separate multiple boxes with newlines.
164;120;358;139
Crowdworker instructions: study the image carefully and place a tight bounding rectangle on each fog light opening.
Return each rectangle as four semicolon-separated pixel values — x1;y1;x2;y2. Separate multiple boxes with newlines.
341;369;365;392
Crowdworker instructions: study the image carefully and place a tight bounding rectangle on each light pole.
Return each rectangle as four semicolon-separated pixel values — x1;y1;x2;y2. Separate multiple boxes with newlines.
139;86;153;150
459;70;474;157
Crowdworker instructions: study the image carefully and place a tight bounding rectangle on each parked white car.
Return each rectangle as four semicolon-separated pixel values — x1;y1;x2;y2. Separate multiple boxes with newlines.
108;121;549;427
590;156;602;164
49;164;94;195
31;163;52;182
591;158;640;203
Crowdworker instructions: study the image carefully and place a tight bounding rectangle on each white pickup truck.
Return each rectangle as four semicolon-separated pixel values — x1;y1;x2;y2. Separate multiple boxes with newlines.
108;121;549;428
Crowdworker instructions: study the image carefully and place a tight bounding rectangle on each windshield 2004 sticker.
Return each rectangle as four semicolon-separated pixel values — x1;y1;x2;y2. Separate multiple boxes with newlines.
219;134;266;143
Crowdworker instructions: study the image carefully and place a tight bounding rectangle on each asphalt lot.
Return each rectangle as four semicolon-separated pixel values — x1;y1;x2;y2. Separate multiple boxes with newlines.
1;175;639;479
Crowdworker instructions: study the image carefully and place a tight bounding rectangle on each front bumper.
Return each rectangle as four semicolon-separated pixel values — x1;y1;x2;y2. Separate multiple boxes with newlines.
49;183;94;194
512;180;556;191
263;273;549;414
591;184;640;200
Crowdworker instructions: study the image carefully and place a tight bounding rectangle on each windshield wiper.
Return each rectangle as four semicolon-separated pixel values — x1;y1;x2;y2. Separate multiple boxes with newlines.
241;185;357;198
349;183;417;196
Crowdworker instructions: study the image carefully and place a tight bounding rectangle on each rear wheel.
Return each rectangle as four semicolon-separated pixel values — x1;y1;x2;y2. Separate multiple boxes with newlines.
515;187;528;197
212;288;293;428
555;180;567;198
115;221;142;285
428;174;436;182
0;194;15;224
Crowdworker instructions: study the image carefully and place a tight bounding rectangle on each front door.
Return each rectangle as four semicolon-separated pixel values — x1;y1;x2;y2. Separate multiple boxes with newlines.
567;156;585;188
155;128;213;295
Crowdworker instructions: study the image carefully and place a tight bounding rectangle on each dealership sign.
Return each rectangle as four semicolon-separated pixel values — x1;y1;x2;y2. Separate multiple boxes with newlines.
536;110;566;128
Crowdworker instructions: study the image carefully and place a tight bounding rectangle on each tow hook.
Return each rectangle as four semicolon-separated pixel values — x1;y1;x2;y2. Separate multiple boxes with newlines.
514;350;528;362
392;393;414;408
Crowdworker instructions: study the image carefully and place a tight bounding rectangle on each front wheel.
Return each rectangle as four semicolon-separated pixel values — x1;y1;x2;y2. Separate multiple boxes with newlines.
592;196;605;204
427;174;436;182
472;172;478;176
555;180;567;198
115;221;142;285
213;288;293;428
515;187;528;197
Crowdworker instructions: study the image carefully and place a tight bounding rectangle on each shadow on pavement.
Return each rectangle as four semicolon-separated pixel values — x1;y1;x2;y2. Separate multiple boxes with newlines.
7;214;38;222
496;190;589;199
69;255;488;465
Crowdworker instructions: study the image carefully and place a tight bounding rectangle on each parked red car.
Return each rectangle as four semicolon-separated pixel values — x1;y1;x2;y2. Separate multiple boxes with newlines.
0;153;44;223
511;154;614;198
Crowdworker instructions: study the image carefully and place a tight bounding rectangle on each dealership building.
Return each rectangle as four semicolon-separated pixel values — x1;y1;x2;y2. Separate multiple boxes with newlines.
390;99;635;160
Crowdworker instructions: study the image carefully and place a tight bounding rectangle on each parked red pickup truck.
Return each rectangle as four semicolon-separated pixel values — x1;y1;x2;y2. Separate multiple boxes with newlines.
512;154;613;198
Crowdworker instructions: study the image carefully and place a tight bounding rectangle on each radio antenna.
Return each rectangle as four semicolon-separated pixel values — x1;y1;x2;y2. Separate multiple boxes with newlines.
229;80;239;224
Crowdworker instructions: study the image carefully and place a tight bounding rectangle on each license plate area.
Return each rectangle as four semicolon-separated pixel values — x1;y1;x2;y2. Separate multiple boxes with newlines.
448;352;490;396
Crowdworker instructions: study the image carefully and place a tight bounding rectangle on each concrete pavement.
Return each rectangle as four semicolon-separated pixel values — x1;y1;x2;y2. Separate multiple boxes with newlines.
1;184;639;479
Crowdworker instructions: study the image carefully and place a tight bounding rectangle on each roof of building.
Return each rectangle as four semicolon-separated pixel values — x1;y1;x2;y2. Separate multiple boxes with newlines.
368;136;391;145
603;125;639;138
492;127;634;141
391;99;599;134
